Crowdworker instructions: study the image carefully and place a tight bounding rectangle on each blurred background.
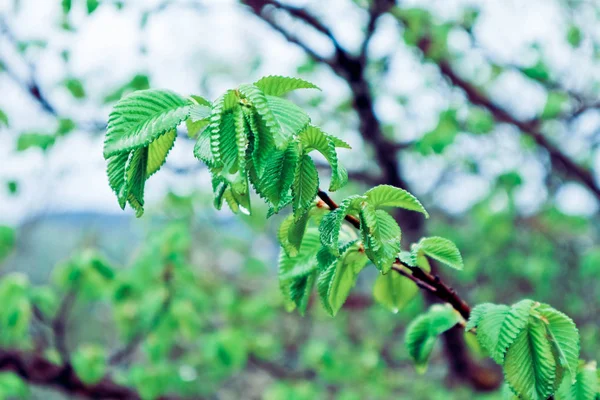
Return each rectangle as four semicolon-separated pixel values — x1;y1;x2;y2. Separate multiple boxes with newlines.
0;0;599;398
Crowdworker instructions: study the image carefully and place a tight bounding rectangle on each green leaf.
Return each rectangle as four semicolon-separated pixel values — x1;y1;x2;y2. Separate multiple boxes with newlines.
87;0;100;14
215;109;241;173
504;319;556;400
62;0;71;14
567;25;583;48
16;132;55;152
254;75;320;97
542;92;569;120
299;125;348;191
373;270;418;313
56;118;76;136
0;226;16;263
466;107;495;134
415;109;459;155
328;135;352;149
522;61;550;82
279;229;322;314
104;89;192;157
538;305;580;383
405;314;436;373
467;303;511;362
207;91;238;169
359;204;401;273
292;154;319;219
317;244;368;316
146;129;176;178
125;147;148;217
193;126;214;167
0;109;9;128
496;299;536;363
556;362;598;400
412;236;463;270
239;84;289;150
267;95;311;138
405;304;461;373
319;195;365;255
107;152;129;209
278;212;311;257
244;105;274;177
252;142;299;210
364;185;429;217
72;344;107;384
64;77;86;99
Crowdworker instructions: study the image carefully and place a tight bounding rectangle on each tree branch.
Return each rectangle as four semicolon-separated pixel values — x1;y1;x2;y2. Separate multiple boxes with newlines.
0;348;183;400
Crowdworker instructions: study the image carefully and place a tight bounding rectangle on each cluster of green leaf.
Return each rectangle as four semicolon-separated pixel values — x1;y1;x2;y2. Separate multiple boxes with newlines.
103;76;467;322
467;300;587;400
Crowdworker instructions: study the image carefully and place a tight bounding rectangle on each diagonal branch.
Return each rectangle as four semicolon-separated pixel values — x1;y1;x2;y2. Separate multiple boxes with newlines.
435;59;600;200
0;348;181;400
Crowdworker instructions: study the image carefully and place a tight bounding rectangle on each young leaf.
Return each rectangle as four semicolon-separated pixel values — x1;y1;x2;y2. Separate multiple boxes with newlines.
328;135;352;149
298;125;348;191
373;270;418;313
405;304;461;373
267;95;311;138
215;109;241;174
125;147;148;217
193;127;215;168
538;305;580;383
412;236;463;270
292;155;319;219
278;212;310;257
278;228;321;315
359;204;401;273
72;344;107;385
254;75;320;97
405;314;436;373
556;362;598;400
252;143;299;210
469;303;511;363
238;84;289;150
317;244;368;316
504;319;556;400
146;129;177;178
207;90;238;169
495;299;536;363
319;195;365;255
364;185;429;217
104;89;192;157
244;105;275;177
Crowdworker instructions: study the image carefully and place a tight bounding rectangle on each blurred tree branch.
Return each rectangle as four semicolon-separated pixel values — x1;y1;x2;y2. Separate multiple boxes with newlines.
391;12;600;201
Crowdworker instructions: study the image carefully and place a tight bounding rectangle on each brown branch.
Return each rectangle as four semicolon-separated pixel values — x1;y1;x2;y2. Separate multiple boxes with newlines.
0;348;184;400
435;60;600;200
393;11;600;200
248;355;316;380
